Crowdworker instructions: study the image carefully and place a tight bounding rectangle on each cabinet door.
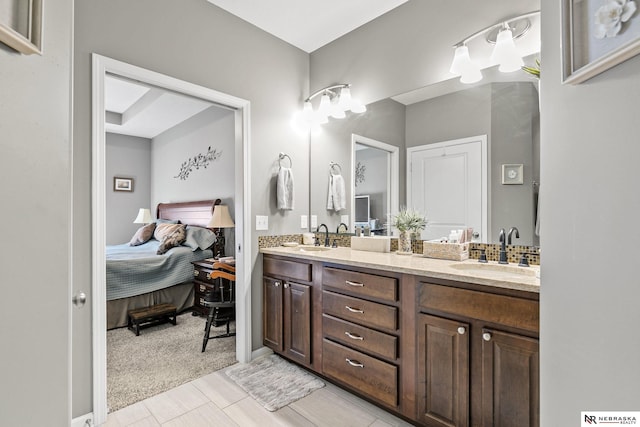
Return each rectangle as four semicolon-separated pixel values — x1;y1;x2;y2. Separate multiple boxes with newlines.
263;277;283;352
481;329;539;427
284;282;311;366
418;314;469;427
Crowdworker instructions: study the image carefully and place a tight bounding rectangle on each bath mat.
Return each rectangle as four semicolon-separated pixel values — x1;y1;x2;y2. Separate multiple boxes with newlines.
225;354;324;411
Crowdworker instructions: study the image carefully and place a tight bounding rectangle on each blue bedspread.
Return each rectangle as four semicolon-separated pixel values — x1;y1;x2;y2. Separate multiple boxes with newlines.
106;240;212;300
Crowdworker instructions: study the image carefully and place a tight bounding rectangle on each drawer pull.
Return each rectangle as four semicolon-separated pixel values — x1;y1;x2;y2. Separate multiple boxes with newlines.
345;331;364;340
194;270;199;277
346;358;364;368
345;280;364;287
345;305;364;314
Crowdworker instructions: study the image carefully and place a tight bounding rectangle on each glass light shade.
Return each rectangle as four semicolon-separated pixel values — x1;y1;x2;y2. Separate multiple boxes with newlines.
329;97;346;119
490;28;524;72
338;87;352;111
133;208;152;224
317;93;331;117
350;100;367;114
450;45;482;84
208;205;235;228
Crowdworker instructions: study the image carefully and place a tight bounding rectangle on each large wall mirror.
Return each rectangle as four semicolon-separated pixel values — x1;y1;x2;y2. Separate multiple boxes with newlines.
309;72;540;246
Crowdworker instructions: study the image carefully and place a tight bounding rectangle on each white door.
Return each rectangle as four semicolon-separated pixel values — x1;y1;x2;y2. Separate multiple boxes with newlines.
407;135;487;242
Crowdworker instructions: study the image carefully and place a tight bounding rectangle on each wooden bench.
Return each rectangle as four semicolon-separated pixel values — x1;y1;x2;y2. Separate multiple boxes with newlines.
127;303;177;336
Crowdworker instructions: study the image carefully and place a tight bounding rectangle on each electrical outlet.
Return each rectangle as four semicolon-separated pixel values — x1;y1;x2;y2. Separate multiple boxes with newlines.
311;215;318;229
255;215;268;231
300;215;308;229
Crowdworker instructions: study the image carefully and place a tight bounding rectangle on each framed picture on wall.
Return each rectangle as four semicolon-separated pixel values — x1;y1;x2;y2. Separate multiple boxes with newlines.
0;0;43;55
563;0;640;84
114;177;134;192
502;164;524;185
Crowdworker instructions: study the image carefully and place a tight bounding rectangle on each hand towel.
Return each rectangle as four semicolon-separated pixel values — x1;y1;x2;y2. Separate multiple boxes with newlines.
327;174;346;212
277;167;294;210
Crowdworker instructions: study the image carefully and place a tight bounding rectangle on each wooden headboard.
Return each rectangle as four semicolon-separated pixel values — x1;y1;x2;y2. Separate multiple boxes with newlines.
156;199;221;227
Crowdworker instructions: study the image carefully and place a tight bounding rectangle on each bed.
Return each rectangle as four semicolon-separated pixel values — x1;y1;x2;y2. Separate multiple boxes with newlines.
106;199;221;329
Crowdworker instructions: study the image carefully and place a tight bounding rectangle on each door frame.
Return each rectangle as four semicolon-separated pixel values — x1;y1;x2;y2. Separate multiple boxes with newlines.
407;135;488;241
91;54;252;424
350;134;399;234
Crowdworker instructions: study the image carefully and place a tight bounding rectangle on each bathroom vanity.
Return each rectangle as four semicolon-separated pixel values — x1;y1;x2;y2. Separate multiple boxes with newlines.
261;246;539;426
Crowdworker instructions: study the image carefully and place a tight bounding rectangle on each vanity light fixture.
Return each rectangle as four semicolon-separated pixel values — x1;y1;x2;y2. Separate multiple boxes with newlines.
450;10;539;84
292;84;366;132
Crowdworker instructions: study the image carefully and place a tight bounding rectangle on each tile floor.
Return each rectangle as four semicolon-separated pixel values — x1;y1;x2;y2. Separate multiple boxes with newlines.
103;361;414;427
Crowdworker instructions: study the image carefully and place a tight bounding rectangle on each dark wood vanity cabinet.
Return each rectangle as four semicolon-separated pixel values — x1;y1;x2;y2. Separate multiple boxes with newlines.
261;253;540;426
418;282;539;427
263;256;313;367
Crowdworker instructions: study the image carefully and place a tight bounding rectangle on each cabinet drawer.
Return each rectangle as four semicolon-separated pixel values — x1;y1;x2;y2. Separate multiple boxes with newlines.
193;268;214;283
322;339;398;408
194;281;214;295
420;283;539;334
323;291;397;332
323;267;397;302
323;314;397;361
264;257;312;282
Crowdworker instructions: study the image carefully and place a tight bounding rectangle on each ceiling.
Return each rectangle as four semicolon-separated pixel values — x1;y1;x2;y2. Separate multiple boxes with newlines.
206;0;409;53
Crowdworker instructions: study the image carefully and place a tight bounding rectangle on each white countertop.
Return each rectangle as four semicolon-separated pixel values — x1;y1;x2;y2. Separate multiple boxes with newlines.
261;245;540;294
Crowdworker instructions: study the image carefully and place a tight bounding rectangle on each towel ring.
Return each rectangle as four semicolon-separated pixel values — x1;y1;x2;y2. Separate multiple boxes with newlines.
329;162;342;176
278;152;292;168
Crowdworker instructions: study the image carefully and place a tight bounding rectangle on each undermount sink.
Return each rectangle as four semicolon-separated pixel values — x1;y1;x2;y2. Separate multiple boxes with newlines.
450;262;538;278
294;245;333;252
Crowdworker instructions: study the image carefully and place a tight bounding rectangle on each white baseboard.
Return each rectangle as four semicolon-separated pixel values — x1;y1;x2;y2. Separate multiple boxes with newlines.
71;413;94;427
251;346;273;361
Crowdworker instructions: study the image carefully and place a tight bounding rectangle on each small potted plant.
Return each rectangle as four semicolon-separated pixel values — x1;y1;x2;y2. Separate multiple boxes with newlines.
392;208;427;255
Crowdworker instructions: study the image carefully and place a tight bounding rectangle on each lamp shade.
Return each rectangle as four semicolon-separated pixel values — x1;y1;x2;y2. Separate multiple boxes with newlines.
450;45;482;84
490;28;524;72
208;205;235;228
133;208;152;224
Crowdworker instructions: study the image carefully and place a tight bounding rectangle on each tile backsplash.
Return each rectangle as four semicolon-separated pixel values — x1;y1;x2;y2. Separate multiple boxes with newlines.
258;234;540;265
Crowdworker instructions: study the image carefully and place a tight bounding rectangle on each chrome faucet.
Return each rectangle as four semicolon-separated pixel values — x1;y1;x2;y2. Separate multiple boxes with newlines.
336;223;348;234
498;228;508;264
317;224;329;247
508;226;520;245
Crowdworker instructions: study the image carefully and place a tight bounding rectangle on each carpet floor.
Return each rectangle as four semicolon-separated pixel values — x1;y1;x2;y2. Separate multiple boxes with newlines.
107;312;236;412
225;354;325;411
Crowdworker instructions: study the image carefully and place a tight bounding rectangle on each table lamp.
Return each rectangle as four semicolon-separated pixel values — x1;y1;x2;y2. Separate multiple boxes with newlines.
133;208;152;224
207;205;235;258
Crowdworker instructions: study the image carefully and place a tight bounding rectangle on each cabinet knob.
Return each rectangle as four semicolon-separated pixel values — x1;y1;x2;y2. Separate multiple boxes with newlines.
193;270;199;277
457;326;466;335
284;283;289;289
483;332;492;341
274;281;280;287
345;358;364;368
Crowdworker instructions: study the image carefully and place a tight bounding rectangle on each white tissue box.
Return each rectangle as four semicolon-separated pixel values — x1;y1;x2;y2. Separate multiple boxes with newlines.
350;236;391;253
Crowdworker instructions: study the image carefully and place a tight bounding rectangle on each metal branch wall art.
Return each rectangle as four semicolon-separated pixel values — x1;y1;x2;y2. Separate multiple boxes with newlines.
355;161;366;187
174;146;222;180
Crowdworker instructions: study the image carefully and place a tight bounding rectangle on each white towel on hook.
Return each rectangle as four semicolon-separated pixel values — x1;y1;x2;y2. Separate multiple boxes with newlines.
277;167;294;210
327;174;346;212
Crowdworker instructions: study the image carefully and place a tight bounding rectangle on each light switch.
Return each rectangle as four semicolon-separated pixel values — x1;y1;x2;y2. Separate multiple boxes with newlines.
300;215;308;229
311;215;318;229
256;215;268;231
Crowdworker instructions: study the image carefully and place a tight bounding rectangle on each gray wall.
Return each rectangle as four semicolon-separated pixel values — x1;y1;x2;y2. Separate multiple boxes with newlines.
541;0;640;424
73;0;309;417
106;133;152;245
0;1;73;426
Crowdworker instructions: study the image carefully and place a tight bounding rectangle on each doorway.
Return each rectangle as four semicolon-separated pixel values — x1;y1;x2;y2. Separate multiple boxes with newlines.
88;54;251;425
